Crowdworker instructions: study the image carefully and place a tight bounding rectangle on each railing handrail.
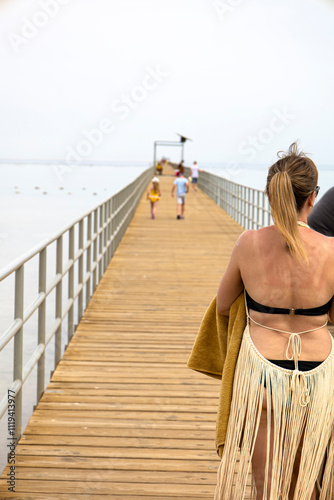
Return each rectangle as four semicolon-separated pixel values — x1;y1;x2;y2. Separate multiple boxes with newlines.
0;165;155;442
182;164;265;196
184;166;272;230
0;173;146;281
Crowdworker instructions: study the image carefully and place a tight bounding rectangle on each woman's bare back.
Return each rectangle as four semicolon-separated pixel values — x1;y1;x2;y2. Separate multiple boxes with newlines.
238;225;334;361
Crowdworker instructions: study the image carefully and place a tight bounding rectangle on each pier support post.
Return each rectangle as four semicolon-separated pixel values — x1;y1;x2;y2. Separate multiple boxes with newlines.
13;265;24;440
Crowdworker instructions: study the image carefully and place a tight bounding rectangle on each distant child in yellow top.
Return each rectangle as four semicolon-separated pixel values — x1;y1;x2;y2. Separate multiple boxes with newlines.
147;177;161;219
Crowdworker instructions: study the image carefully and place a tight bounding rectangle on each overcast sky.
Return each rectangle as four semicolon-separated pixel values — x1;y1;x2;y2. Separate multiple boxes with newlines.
1;0;334;166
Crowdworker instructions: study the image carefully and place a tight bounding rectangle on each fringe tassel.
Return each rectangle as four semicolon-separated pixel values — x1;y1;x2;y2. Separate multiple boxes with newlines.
215;326;334;500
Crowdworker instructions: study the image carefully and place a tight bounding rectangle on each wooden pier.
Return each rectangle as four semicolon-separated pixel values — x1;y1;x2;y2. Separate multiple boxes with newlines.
0;168;243;499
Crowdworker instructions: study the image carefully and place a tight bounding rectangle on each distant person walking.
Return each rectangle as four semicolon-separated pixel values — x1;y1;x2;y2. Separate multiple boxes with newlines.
156;158;167;176
171;166;189;219
307;186;334;236
190;161;202;192
175;160;184;177
147;177;161;219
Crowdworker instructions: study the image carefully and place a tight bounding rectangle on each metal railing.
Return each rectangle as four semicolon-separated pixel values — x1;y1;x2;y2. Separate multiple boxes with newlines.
185;168;272;229
0;165;154;439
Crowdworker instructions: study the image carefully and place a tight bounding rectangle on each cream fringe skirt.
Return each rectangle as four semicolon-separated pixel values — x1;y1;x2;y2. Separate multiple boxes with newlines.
214;325;334;500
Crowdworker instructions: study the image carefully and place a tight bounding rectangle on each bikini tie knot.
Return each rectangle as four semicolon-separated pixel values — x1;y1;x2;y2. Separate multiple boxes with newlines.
291;371;310;407
286;333;302;363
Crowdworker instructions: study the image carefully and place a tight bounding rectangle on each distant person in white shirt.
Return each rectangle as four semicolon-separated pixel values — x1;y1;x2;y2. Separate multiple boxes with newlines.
190;161;202;192
171;166;189;219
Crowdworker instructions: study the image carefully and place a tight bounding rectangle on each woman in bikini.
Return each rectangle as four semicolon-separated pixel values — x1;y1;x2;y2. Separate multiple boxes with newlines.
215;143;334;499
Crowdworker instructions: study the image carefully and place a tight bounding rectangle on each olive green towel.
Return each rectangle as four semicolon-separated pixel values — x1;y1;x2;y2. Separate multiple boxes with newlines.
187;293;246;457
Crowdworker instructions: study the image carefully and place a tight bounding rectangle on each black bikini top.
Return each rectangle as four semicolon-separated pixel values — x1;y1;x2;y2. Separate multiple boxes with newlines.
245;290;332;316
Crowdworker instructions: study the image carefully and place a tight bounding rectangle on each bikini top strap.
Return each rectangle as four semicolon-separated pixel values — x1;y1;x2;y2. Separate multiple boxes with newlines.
245;290;291;315
245;290;332;316
247;311;328;336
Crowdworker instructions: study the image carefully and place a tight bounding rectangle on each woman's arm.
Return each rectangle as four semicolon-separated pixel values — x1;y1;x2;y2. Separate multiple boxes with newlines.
217;233;246;316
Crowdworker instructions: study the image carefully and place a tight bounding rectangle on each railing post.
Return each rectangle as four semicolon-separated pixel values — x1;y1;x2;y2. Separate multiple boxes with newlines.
246;187;250;229
93;208;98;293
78;220;84;322
13;265;24;440
230;182;233;219
106;200;112;264
37;248;47;402
219;179;224;207
241;186;245;228
103;202;108;272
55;236;63;365
86;214;92;310
109;198;113;261
114;195;118;254
111;197;115;258
68;228;74;342
99;205;103;280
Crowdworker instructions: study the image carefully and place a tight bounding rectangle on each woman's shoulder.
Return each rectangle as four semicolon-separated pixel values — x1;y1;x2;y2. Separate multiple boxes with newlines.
307;226;334;245
309;226;334;240
237;225;334;252
237;226;275;245
308;228;334;257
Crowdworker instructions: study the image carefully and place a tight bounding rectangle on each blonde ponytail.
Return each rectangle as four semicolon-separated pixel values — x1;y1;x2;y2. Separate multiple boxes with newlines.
268;171;308;263
266;142;318;264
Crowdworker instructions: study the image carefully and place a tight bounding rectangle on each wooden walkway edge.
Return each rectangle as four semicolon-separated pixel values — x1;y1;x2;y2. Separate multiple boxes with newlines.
0;168;243;499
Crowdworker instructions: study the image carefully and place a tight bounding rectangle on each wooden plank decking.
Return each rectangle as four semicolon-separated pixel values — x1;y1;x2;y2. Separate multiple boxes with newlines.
0;168;244;499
